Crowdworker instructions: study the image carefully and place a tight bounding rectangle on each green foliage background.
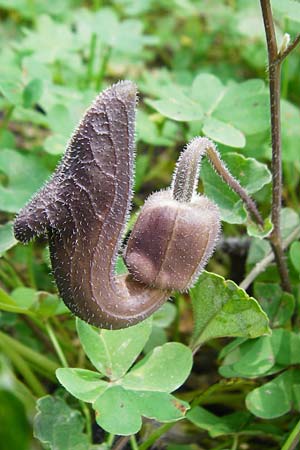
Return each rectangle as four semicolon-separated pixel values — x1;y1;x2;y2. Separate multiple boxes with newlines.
0;1;300;449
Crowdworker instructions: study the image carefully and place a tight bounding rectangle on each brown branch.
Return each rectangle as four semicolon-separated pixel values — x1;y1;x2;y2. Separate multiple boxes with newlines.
260;0;292;292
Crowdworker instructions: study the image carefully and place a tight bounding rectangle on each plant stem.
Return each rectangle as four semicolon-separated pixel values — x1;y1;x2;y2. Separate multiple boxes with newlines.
95;46;111;91
81;401;92;444
259;0;300;293
172;137;264;226
240;225;300;291
139;423;174;450
231;434;238;450
282;417;300;450
45;321;68;368
130;435;139;450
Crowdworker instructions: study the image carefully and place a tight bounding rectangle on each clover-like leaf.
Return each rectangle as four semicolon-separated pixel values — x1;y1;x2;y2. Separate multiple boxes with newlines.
219;329;300;379
122;342;193;392
246;369;300;419
76;318;152;380
190;272;270;349
34;396;90;450
147;74;269;148
187;406;251;437
94;386;141;435
56;369;108;403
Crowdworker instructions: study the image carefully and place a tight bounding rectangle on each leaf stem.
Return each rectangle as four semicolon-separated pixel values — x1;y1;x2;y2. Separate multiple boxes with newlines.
259;0;299;293
281;417;300;450
130;435;139;450
45;321;68;368
172;137;264;226
139;423;173;450
95;46;111;91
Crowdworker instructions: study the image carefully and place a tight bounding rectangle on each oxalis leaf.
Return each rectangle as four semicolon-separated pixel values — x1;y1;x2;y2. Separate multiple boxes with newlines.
57;322;192;435
190;272;270;349
246;369;300;419
34;396;90;450
219;328;300;379
76;318;152;380
147;73;269;148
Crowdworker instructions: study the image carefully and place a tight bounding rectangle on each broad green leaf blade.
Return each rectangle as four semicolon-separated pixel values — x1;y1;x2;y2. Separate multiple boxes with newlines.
34;396;90;450
254;283;294;327
94;386;141;435
190;272;270;348
203;116;245;148
56;368;108;403
246;369;300;419
122;343;193;392
219;329;300;379
0;222;17;256
146;88;204;122
191;73;225;112
76;318;152;380
213;79;269;135
187;406;250;437
201;153;271;223
133;391;190;422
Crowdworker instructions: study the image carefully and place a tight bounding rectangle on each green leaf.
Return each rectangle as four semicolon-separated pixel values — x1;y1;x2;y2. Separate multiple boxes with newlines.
247;217;273;239
203;116;245;148
94;386;141;435
0;149;50;213
246;369;300;419
34;396;90;450
290;241;300;274
147;75;269;146
76;318;152;380
122;342;193;392
191;73;224;112
254;283;295;327
147;91;204;122
0;222;17;256
133;391;189;422
190;272;270;348
219;329;300;379
187;406;250;437
93;387;189;435
213;79;269;135
201;153;271;224
56;368;108;403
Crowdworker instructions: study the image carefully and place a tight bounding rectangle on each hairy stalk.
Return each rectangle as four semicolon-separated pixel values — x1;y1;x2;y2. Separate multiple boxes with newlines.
172;137;264;225
260;0;300;292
